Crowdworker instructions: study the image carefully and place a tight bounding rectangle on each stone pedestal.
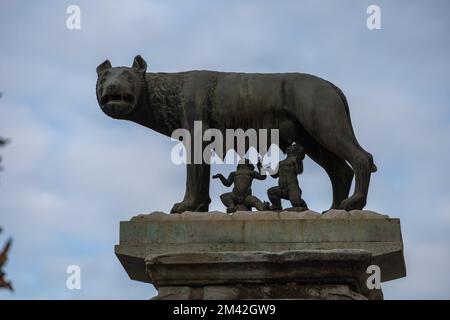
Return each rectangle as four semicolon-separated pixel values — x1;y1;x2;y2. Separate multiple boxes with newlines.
115;210;406;300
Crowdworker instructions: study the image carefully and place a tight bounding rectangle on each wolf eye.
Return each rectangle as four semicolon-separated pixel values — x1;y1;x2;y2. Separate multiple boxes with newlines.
126;75;134;82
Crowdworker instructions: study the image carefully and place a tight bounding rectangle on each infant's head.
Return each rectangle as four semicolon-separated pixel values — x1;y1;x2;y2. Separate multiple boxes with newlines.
286;143;305;158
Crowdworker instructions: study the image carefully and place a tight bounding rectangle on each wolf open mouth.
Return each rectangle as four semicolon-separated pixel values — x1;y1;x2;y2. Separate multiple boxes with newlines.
100;94;134;106
100;93;135;117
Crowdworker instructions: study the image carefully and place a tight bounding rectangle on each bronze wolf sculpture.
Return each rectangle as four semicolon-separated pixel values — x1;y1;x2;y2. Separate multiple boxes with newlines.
96;55;376;213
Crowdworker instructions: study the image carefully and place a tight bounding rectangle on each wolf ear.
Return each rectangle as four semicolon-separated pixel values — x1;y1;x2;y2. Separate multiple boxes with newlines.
132;55;147;75
96;60;111;76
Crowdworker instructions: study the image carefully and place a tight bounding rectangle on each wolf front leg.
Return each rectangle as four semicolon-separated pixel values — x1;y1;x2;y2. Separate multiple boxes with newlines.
170;163;211;213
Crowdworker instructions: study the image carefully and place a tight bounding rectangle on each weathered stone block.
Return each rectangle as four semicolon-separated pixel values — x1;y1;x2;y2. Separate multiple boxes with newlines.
147;249;382;300
115;210;406;287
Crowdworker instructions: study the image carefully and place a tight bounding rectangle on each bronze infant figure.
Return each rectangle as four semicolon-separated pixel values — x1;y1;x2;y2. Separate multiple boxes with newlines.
267;143;308;211
213;160;269;213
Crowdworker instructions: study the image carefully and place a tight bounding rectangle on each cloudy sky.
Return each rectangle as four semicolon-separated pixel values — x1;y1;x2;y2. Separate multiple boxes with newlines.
0;0;449;299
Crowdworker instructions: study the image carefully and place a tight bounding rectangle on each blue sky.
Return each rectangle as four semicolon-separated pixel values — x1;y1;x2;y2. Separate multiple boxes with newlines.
0;0;450;299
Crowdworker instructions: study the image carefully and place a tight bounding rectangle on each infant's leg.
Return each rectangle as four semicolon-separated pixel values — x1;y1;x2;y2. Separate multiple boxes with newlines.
245;195;267;211
220;192;236;213
288;185;307;208
268;186;284;210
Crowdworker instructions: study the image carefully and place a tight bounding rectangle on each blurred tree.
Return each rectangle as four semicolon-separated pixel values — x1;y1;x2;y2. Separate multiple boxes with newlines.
0;237;13;291
0;137;9;172
0;91;13;292
0;91;6;173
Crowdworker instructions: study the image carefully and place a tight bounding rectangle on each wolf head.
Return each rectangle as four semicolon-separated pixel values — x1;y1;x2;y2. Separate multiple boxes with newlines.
96;55;147;119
